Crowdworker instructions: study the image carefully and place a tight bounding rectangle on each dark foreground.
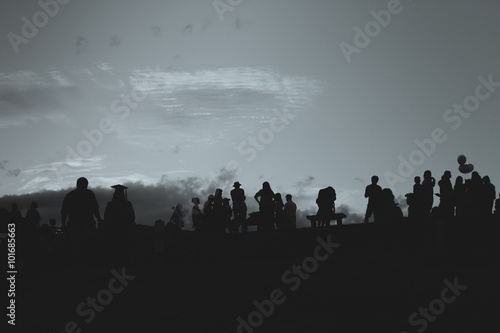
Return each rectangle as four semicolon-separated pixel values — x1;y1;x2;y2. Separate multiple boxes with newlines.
10;220;500;333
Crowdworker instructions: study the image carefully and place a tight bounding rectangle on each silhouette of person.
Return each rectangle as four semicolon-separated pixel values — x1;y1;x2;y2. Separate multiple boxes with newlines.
231;182;247;233
103;185;136;264
25;202;42;230
222;198;235;233
191;197;202;232
61;177;103;239
482;176;496;215
213;189;224;233
437;171;454;220
453;176;467;220
203;194;215;233
9;203;22;224
283;194;297;229
421;170;436;215
379;188;403;226
254;182;275;232
364;176;382;223
467;171;483;217
274;193;284;230
316;186;336;227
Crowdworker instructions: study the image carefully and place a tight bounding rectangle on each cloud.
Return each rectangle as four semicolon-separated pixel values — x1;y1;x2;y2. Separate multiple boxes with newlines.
0;161;21;177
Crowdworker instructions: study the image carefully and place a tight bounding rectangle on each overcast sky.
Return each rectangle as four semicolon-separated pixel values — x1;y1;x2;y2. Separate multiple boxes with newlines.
1;0;499;226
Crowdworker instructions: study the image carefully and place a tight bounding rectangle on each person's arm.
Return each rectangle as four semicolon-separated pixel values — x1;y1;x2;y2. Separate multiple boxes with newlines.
254;192;260;206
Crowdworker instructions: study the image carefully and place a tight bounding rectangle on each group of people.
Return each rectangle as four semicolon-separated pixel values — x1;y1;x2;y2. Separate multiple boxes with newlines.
363;170;499;225
187;181;297;234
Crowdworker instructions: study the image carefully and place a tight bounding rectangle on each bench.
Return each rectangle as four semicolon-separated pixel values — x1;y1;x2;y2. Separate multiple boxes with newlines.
306;213;347;228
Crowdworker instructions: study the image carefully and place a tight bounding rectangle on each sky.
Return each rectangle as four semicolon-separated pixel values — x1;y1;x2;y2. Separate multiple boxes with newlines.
1;0;499;227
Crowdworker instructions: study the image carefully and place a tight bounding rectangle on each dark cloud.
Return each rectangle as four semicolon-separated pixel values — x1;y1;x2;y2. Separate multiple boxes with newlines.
0;161;21;177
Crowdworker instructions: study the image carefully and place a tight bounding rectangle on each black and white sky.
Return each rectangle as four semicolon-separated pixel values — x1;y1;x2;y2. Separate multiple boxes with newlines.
1;0;499;226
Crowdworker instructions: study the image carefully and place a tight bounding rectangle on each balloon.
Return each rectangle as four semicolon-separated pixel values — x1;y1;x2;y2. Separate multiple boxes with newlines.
459;164;468;173
457;155;467;165
466;164;474;173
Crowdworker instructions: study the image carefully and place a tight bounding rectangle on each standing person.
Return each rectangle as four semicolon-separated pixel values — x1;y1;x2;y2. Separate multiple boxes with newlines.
283;194;297;229
274;193;285;230
203;194;215;233
453;176;467;220
222;198;235;233
103;185;136;265
421;170;436;216
61;177;103;238
25;202;42;230
437;171;454;220
316;186;336;227
213;189;224;233
191;197;202;232
482;176;496;215
61;177;103;264
9;203;22;224
231;182;247;232
364;176;382;223
254;182;275;232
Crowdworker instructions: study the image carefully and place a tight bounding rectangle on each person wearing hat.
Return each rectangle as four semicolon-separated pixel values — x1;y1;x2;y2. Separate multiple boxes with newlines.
231;181;247;232
103;184;136;265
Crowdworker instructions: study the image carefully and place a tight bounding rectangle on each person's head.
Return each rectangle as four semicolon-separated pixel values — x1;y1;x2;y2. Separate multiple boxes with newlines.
455;176;463;185
192;197;200;205
262;182;271;191
423;170;432;179
443;170;451;179
222;198;230;205
233;182;241;188
208;194;215;202
483;176;491;184
76;177;89;189
286;194;292;201
471;171;481;181
111;184;127;201
414;176;421;184
215;188;222;196
174;203;183;212
371;175;379;184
